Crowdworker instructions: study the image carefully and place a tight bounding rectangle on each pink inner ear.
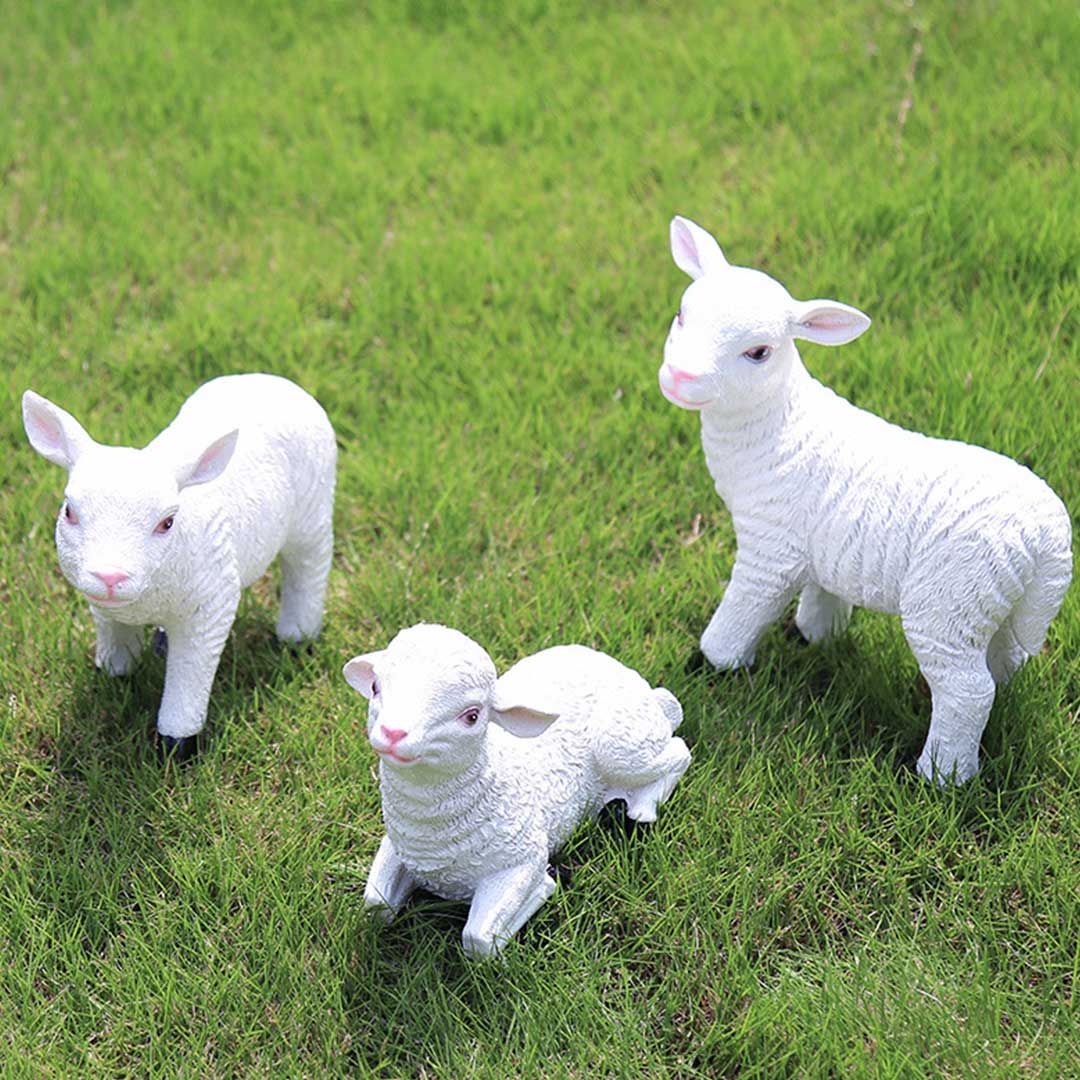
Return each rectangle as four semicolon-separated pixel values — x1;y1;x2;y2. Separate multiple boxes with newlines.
494;704;559;739
29;407;65;452
794;305;870;347
182;430;238;487
40;413;63;445
344;659;377;696
197;436;230;472
807;313;852;330
673;227;699;271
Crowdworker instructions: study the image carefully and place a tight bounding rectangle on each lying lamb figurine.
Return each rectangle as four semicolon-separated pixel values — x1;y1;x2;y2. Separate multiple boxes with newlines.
343;623;690;958
660;215;1072;785
23;373;337;760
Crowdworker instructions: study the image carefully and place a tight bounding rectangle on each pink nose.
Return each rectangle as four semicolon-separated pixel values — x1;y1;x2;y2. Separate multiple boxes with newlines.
380;725;407;746
92;569;129;593
663;364;696;387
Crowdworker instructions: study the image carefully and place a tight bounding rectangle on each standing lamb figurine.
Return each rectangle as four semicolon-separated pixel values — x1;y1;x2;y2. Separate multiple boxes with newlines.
23;373;337;760
343;623;690;958
660;215;1072;785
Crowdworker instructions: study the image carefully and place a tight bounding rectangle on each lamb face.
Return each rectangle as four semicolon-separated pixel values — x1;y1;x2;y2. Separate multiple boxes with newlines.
25;391;238;613
57;447;180;608
54;439;233;611
660;215;870;413
344;624;499;776
662;265;800;411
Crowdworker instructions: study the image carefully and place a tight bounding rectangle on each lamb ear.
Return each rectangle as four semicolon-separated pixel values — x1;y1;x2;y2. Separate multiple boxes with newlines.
490;667;560;739
791;300;871;346
670;215;728;280
175;429;239;489
490;704;560;739
22;391;95;469
343;652;385;699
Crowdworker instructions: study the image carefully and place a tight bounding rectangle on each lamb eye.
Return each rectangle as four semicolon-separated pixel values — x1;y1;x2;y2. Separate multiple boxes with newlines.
743;345;772;363
63;502;78;524
371;680;379;697
459;707;480;727
154;515;175;535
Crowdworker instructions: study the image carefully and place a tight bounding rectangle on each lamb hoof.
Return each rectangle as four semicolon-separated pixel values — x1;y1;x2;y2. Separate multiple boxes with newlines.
683;649;707;674
685;648;743;679
152;628;168;658
548;862;572;887
598;799;642;836
915;752;979;788
156;733;200;766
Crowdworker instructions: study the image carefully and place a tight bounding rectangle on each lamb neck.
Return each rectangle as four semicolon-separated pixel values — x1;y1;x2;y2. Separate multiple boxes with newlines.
379;753;502;873
698;354;820;514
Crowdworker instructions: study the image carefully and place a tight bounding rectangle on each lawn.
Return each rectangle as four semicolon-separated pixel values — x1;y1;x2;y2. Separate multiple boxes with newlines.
1;0;1078;1075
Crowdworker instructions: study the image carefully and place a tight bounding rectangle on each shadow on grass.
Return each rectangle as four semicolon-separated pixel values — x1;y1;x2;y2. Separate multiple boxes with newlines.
43;609;315;775
670;603;1056;805
15;608;327;939
336;798;663;1073
340;892;481;1073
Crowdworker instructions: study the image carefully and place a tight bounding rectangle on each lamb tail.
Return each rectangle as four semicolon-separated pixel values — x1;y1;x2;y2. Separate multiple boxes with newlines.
653;687;683;732
1011;502;1073;655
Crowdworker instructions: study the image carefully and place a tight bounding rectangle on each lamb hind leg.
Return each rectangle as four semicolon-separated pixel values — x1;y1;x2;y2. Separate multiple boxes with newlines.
617;737;691;823
462;862;557;960
986;620;1028;687
795;583;853;644
276;523;333;643
905;627;996;785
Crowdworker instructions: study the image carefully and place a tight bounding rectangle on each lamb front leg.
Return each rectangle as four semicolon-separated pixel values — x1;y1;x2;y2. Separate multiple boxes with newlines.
90;608;144;676
700;554;799;670
364;835;418;921
155;585;240;759
462;862;557;960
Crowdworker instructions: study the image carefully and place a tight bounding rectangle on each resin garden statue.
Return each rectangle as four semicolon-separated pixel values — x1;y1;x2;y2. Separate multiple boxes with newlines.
23;373;337;761
659;214;1072;785
343;623;690;958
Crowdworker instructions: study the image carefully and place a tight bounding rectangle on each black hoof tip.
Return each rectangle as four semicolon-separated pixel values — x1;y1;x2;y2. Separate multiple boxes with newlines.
156;733;200;765
284;640;316;659
548;862;573;888
152;628;169;658
683;649;707;675
598;799;640;836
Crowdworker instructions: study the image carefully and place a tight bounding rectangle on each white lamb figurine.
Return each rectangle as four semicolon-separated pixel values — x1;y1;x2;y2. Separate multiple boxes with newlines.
660;215;1072;786
23;373;337;760
343;623;690;958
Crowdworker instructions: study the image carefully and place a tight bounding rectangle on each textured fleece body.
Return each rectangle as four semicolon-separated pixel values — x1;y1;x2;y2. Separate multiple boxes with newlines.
380;646;681;901
704;366;1071;644
89;377;334;618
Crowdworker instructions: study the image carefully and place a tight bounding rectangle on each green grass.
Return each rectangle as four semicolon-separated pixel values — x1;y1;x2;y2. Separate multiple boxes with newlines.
1;0;1078;1074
